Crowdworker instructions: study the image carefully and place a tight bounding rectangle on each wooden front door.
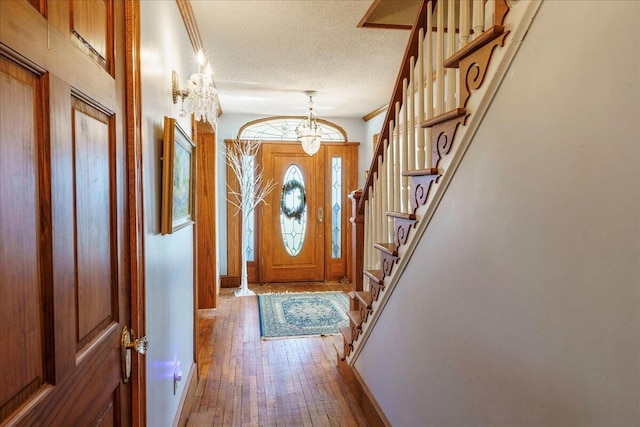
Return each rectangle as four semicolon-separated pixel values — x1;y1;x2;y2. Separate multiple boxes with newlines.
259;142;359;284
1;1;135;425
261;143;325;282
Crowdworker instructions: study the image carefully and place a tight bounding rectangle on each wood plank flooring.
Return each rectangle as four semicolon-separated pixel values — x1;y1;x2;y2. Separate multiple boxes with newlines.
186;283;369;427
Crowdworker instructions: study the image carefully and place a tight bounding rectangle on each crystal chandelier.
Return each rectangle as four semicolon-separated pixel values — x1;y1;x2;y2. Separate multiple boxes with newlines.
172;49;218;128
296;92;322;156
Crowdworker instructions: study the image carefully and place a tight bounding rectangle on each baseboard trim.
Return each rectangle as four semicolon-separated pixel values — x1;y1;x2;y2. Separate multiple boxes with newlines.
173;363;197;427
336;356;391;427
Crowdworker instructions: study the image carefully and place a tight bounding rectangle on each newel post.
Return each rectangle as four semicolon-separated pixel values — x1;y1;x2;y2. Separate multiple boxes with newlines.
349;190;364;306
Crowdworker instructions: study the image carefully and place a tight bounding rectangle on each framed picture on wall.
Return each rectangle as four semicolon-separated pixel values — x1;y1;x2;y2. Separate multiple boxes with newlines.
161;116;196;234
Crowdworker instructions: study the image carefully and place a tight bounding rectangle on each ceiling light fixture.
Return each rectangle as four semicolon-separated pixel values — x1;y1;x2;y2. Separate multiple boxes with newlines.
296;91;322;156
172;49;218;128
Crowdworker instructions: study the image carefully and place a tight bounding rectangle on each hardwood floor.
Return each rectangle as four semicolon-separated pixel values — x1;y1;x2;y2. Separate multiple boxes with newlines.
186;283;369;427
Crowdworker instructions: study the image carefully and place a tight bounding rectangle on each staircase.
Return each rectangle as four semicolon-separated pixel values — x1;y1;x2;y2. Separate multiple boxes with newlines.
336;0;543;424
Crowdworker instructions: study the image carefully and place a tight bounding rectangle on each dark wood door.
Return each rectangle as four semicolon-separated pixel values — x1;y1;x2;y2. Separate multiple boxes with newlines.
1;1;133;425
261;143;325;282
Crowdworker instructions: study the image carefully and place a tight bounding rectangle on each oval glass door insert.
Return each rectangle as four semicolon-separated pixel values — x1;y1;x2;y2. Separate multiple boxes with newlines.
280;164;307;256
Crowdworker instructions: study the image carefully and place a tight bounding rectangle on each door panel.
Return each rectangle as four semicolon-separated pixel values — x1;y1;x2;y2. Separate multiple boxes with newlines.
71;0;110;66
72;96;117;350
0;52;47;423
0;0;130;425
261;143;324;282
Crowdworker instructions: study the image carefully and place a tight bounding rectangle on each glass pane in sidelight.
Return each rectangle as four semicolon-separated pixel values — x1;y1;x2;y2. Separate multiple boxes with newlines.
331;157;342;258
245;155;255;262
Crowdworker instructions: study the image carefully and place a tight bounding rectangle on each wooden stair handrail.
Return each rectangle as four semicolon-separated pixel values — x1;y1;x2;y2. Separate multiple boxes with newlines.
358;0;432;215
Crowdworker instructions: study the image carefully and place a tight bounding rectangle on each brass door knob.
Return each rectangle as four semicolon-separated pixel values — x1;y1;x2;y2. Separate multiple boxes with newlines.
127;335;149;355
121;326;148;383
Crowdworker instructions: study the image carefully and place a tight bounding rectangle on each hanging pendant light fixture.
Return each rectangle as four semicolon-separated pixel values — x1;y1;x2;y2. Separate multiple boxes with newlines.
172;49;218;128
296;91;322;156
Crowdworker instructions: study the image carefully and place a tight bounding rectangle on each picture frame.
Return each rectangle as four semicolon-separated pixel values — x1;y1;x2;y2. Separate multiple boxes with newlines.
161;116;196;234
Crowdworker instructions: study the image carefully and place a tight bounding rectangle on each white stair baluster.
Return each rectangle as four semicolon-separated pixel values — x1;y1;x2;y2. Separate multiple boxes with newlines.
417;28;426;169
447;0;457;111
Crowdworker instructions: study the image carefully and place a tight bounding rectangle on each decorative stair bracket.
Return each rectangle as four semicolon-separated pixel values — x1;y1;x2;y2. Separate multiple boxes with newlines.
373;243;399;278
446;29;511;109
340;326;353;358
422;108;469;168
388;212;418;246
364;269;385;302
347;310;363;341
354;291;373;323
404;168;440;214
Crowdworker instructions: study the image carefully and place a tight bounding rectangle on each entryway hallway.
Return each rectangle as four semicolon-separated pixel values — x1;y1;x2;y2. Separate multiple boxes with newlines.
186;283;369;426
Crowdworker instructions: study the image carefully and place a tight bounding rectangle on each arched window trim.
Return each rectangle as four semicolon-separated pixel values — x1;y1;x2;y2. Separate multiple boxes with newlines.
238;116;348;142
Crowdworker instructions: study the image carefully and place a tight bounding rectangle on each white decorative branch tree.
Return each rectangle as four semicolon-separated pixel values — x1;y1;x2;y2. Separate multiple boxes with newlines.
226;138;276;297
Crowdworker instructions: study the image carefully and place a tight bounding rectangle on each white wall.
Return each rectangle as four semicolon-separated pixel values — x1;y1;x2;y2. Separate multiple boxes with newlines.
355;1;640;426
216;113;367;275
140;3;195;425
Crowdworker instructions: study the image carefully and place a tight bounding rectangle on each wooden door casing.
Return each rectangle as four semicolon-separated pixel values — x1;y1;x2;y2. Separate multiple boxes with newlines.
0;1;132;425
196;121;217;309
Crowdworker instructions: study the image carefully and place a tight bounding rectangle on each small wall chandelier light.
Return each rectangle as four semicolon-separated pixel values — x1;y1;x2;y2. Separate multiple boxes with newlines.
172;49;218;128
296;91;322;156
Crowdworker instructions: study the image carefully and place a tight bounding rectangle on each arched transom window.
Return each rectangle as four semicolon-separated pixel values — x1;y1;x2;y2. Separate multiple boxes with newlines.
238;117;348;142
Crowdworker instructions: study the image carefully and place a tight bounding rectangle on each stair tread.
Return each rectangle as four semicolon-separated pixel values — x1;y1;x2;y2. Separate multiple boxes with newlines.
373;242;398;256
340;326;353;343
364;269;384;283
403;168;439;177
354;291;372;307
387;211;417;220
420;108;467;129
347;310;362;326
444;25;505;68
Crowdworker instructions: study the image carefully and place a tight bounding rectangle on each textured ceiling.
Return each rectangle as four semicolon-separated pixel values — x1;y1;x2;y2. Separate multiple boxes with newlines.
189;1;412;119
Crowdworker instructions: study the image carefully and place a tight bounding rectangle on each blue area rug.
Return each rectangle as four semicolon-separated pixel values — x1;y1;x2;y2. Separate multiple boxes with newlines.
258;291;349;339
